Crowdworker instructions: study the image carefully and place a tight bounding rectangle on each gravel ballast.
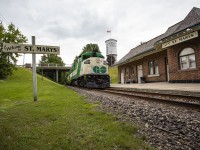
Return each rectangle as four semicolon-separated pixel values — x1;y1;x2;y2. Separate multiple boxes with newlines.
70;87;200;150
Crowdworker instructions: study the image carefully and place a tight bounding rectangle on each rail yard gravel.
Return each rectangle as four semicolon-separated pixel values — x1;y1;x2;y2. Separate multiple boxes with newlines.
69;87;200;150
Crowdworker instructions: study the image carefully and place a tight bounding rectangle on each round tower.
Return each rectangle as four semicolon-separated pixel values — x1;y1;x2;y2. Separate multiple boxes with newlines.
105;39;117;66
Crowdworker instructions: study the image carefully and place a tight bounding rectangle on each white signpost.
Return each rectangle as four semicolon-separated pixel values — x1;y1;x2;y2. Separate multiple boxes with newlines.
32;36;37;101
2;36;60;101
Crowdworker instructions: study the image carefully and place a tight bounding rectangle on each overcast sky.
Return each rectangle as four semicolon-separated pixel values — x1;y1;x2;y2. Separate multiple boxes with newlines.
0;0;199;65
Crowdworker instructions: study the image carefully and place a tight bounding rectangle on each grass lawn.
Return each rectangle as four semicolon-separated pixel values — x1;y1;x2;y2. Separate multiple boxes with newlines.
109;66;118;84
0;68;152;150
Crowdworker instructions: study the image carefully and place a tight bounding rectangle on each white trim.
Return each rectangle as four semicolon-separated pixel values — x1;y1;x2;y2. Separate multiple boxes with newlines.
148;74;160;77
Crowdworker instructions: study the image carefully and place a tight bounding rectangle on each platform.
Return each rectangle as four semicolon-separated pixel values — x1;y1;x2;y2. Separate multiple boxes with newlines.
110;82;200;98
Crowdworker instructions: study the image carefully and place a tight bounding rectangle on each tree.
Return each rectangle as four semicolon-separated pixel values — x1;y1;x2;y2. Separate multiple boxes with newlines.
40;54;65;65
0;23;27;79
39;54;65;83
80;43;101;55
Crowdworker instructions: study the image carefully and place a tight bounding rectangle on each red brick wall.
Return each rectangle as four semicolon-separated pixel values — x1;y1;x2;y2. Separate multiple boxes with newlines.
167;34;200;83
142;51;167;82
118;50;167;83
118;31;200;83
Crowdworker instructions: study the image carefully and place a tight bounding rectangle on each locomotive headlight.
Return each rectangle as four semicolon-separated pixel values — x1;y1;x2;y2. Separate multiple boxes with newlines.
84;60;90;64
96;58;100;63
103;61;108;65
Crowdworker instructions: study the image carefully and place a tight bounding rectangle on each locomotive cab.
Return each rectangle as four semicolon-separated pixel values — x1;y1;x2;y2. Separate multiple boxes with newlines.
67;50;110;88
80;52;110;88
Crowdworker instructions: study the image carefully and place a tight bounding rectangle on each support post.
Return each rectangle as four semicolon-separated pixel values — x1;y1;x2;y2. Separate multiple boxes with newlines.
32;36;37;101
56;69;58;82
42;65;44;81
23;53;25;67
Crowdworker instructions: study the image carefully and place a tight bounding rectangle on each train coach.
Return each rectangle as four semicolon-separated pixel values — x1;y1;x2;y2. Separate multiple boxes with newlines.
66;50;110;88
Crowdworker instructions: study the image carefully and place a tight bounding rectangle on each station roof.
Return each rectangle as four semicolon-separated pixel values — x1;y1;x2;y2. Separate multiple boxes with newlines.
115;7;200;66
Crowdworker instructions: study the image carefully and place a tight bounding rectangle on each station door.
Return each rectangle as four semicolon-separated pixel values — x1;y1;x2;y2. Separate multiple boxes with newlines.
137;65;143;84
120;68;124;84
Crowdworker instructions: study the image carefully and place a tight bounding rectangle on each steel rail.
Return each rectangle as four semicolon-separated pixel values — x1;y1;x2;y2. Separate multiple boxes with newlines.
101;89;200;110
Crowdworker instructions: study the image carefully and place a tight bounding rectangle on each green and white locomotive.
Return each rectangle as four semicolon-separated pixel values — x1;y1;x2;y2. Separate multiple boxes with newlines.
67;50;110;88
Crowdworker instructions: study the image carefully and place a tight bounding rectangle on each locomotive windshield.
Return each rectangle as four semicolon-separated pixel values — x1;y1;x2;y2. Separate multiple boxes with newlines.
82;52;104;60
82;55;90;60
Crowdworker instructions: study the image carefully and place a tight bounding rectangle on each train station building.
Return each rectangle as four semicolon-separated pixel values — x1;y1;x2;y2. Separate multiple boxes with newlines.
115;7;200;84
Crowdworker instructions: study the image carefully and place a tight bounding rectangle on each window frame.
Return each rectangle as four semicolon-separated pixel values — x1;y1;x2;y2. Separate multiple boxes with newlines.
179;48;196;70
148;60;159;75
131;66;134;75
125;67;129;76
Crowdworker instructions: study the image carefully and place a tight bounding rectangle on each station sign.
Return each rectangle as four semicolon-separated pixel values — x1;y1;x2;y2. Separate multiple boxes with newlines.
2;43;60;55
162;31;198;49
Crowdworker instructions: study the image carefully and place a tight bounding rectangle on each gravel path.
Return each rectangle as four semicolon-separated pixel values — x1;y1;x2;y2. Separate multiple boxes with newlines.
69;86;200;150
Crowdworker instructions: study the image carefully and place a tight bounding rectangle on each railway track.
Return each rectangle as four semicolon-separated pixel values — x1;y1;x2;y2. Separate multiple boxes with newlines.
100;88;200;110
70;86;200;149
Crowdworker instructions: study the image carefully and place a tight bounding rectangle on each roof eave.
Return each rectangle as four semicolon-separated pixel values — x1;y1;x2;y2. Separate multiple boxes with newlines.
154;24;200;48
116;47;167;67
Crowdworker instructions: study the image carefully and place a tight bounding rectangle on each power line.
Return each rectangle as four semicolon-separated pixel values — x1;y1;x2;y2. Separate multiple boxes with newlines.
0;12;10;25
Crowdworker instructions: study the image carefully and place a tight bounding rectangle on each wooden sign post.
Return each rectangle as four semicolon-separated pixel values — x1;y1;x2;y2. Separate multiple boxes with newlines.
32;36;37;101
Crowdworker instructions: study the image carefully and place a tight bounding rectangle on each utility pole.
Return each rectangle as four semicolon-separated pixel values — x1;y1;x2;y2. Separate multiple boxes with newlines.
32;36;37;101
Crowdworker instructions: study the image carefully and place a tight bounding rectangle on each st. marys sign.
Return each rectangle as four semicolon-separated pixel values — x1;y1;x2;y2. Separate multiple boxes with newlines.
162;31;198;49
2;38;60;102
2;43;60;54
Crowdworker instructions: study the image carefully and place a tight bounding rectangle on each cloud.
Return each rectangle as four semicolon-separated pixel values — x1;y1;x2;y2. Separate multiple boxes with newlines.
43;11;109;41
0;0;199;65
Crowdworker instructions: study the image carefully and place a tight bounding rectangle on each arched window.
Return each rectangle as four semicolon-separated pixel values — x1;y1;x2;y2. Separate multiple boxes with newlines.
179;48;196;70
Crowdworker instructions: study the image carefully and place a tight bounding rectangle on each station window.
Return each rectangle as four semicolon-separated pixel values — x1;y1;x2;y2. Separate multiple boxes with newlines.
179;48;196;70
131;66;134;75
149;60;159;75
125;67;129;76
